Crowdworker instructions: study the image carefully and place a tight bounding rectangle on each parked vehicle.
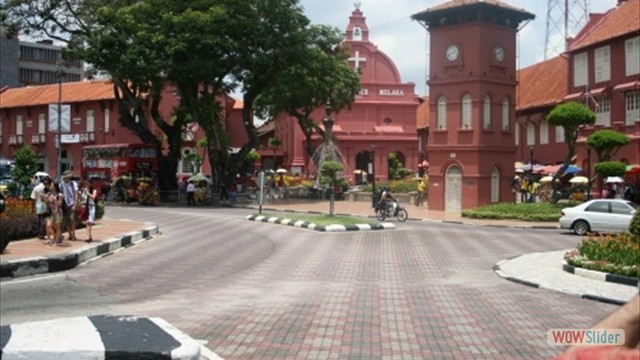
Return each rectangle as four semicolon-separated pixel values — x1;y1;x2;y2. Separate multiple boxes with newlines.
375;200;408;222
559;199;637;235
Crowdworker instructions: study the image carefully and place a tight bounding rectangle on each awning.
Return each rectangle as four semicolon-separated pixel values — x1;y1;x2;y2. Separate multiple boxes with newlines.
563;92;583;101
613;81;640;92
587;87;607;97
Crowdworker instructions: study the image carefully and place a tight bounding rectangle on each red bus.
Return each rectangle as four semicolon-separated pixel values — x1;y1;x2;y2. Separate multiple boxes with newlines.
81;143;158;184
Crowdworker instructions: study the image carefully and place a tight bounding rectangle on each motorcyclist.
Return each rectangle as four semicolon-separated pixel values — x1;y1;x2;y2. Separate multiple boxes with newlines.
379;186;398;214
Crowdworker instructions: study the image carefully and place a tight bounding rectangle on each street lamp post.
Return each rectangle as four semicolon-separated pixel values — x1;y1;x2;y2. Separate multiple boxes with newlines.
56;62;63;182
322;105;335;216
370;144;376;208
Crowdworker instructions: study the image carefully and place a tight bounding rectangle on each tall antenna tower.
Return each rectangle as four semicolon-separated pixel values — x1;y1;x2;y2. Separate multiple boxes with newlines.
544;0;590;59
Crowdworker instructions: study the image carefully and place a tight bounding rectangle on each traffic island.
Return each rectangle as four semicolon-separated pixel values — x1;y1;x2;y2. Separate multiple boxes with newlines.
0;315;201;360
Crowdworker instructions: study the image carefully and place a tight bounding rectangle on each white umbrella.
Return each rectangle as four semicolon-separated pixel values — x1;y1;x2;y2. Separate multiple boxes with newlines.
276;168;287;174
604;176;625;183
569;176;589;184
188;173;212;184
540;175;554;183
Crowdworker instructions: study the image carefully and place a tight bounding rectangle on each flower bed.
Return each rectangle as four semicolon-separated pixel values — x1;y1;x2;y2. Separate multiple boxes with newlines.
565;211;640;278
461;202;565;221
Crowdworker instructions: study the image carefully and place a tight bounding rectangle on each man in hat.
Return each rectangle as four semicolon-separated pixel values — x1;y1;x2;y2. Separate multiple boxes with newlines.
59;170;79;240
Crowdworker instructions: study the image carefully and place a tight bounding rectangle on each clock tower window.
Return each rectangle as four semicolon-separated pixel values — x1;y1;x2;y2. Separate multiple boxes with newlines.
502;97;510;131
483;95;492;130
437;96;447;130
461;94;472;129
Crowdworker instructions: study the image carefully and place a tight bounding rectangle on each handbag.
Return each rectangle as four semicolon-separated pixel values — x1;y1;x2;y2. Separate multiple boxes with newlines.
36;201;48;215
78;205;89;221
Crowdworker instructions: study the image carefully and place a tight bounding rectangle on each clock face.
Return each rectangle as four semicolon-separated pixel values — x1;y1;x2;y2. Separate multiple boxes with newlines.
494;46;505;61
446;45;459;61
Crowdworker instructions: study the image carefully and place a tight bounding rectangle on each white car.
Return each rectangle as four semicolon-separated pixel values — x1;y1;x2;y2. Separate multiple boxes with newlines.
559;199;637;235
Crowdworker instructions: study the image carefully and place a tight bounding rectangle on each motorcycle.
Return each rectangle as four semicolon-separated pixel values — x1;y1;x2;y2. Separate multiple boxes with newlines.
375;200;408;222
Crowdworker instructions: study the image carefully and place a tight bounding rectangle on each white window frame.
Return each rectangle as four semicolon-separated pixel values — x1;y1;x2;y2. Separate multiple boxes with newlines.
86;109;95;132
573;52;588;87
540;121;549;145
594;45;610;84
526;122;535;146
555;125;565;143
483;95;491;129
38;113;46;134
461;94;472;129
594;96;611;127
437;96;447;130
104;108;110;133
502;97;510;130
625;91;639;125
16;115;23;135
625;36;640;77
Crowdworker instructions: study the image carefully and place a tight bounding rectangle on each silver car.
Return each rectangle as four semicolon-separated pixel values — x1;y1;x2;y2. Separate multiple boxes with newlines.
559;199;638;235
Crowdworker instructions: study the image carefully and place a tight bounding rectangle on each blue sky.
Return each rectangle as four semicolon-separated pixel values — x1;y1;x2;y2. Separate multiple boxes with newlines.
300;0;618;96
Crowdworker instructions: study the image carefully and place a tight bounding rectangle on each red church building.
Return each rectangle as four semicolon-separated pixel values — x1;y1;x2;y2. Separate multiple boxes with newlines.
261;4;421;185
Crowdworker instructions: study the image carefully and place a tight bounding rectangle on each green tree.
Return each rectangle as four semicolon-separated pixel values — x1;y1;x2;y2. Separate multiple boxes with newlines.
254;24;361;164
10;145;40;197
586;129;630;162
545;102;596;202
594;161;627;178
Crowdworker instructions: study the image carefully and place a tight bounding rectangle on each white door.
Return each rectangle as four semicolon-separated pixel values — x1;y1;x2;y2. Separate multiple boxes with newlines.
491;167;500;203
445;165;462;212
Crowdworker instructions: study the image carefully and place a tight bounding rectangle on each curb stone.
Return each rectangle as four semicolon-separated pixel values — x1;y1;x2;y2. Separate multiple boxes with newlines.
0;225;159;279
245;214;395;232
562;261;640;287
0;315;201;360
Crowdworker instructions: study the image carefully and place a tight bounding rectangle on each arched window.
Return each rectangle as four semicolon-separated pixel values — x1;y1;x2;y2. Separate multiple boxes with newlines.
437;96;447;130
502;97;510;130
461;94;472;129
483;95;491;129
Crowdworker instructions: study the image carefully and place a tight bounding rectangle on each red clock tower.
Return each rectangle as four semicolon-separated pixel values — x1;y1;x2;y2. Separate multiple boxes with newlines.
412;1;534;212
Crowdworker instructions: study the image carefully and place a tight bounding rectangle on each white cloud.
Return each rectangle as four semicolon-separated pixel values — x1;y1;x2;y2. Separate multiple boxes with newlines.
301;0;618;96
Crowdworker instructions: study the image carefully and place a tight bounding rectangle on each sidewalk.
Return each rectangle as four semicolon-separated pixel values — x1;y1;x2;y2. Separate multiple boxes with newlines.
0;217;158;278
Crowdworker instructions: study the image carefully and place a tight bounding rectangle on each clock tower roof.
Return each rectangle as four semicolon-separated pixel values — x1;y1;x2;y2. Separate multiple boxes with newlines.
412;0;534;30
346;2;369;42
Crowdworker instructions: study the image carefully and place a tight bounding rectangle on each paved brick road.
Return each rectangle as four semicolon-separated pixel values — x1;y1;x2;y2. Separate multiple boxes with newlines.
63;206;621;360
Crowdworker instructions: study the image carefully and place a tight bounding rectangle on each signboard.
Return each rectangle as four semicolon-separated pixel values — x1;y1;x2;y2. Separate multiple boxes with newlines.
48;104;71;132
60;134;80;143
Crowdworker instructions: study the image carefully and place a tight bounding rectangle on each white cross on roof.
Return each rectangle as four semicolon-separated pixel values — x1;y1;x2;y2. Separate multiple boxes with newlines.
348;50;366;69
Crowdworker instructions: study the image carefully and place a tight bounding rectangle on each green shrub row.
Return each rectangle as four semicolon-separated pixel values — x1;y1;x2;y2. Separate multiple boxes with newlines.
462;202;565;221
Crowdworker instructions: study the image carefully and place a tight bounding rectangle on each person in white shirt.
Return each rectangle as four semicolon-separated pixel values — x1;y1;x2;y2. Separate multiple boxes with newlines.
30;176;49;240
186;180;196;206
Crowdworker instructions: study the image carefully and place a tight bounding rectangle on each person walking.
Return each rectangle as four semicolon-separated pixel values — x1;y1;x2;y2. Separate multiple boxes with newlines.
80;180;98;242
186;180;196;206
31;176;49;240
416;177;427;207
59;171;79;241
45;181;62;245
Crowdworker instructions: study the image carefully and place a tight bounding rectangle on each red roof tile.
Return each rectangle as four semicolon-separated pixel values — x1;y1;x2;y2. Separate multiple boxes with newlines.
416;96;429;129
517;56;568;111
0;80;115;109
569;0;640;51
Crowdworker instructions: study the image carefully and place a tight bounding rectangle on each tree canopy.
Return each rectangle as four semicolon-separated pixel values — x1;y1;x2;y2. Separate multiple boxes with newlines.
586;129;630;162
2;0;356;192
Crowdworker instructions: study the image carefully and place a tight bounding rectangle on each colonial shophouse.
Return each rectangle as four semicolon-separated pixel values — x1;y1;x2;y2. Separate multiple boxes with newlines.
0;80;244;179
515;0;639;182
